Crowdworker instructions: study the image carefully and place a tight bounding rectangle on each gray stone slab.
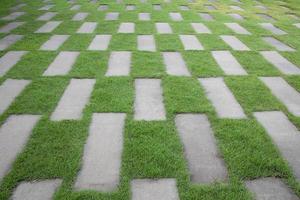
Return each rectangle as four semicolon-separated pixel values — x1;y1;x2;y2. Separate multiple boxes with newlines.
180;5;189;10
245;178;300;200
126;5;135;10
35;21;61;33
199;77;246;118
156;23;172;34
225;23;251;34
169;12;183;21
88;35;111;50
294;23;300;28
77;22;97;33
1;12;25;20
254;111;300;180
257;13;275;21
70;4;81;10
220;35;250;51
153;4;161;10
0;34;23;50
230;5;244;11
134;79;166;121
72;12;88;21
131;179;179;200
205;5;216;10
75;113;125;191
0;115;40;182
0;22;25;33
40;35;69;51
162;52;191;76
175;114;228;183
138;35;156;52
260;23;287;35
260;77;300;116
199;12;214;21
36;12;57;21
191;23;211;34
105;12;119;20
43;51;79;76
0;79;31;115
98;5;108;11
106;51;131;76
263;37;295;51
180;35;204;50
255;5;267;10
51;79;95;121
260;51;300;75
12;179;62;200
0;51;27;77
228;13;244;20
10;3;26;11
38;4;54;10
139;13;150;21
118;22;135;33
212;51;247;75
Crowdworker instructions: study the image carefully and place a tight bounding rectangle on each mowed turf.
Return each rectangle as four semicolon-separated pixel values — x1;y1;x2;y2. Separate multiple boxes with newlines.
0;0;300;199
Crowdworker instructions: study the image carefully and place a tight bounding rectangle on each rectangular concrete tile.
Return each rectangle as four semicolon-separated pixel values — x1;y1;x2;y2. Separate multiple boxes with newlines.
106;51;131;76
134;79;166;121
40;35;69;51
191;23;211;34
0;22;25;33
294;23;300;28
175;114;227;183
156;23;172;34
230;5;244;11
1;12;25;20
139;13;150;21
0;51;27;77
220;35;250;51
162;52;191;76
199;12;214;21
254;111;300;180
260;51;300;75
180;5;189;10
245;178;300;200
75;113;125;191
12;179;62;200
70;5;81;10
153;4;161;10
38;4;54;10
263;37;295;51
10;3;26;11
169;12;183;21
255;5;267;10
118;22;135;33
199;77;246;118
131;179;179;200
98;5;108;11
43;51;79;76
180;35;204;50
51;79;95;121
225;23;251;34
0;115;40;182
0;79;30;115
35;21;61;33
105;12;119;20
138;35;156;52
205;5;216;10
72;12;88;21
257;13;275;21
88;35;111;50
36;12;57;21
77;22;97;33
228;13;244;20
126;5;135;10
260;23;287;35
212;51;247;75
0;34;23;50
260;77;300;116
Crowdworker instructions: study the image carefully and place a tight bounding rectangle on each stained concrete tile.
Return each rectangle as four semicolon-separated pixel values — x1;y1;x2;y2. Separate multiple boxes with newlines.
106;51;131;76
1;12;25;20
212;51;247;75
38;4;54;10
153;4;161;10
126;4;135;10
138;35;156;52
199;77;246;118
134;79;166;121
43;51;79;76
75;113;126;191
260;77;300;116
162;52;191;76
230;5;244;11
254;111;300;180
255;5;267;10
256;13;275;21
98;5;108;11
175;114;227;183
139;13;150;21
180;35;204;50
118;22;135;33
260;23;287;35
131;179;179;200
228;13;244;20
225;22;251;34
260;51;300;75
12;179;62;200
0;22;25;33
77;22;97;33
36;12;57;21
191;23;211;34
51;79;95;121
245;178;300;200
35;21;61;33
10;3;26;11
88;35;111;50
70;4;81;10
105;12;119;20
0;34;23;51
169;12;183;21
263;37;295;51
199;12;214;21
180;5;189;10
40;35;69;51
72;12;88;21
220;35;250;51
0;51;27;77
156;23;172;33
205;5;216;10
